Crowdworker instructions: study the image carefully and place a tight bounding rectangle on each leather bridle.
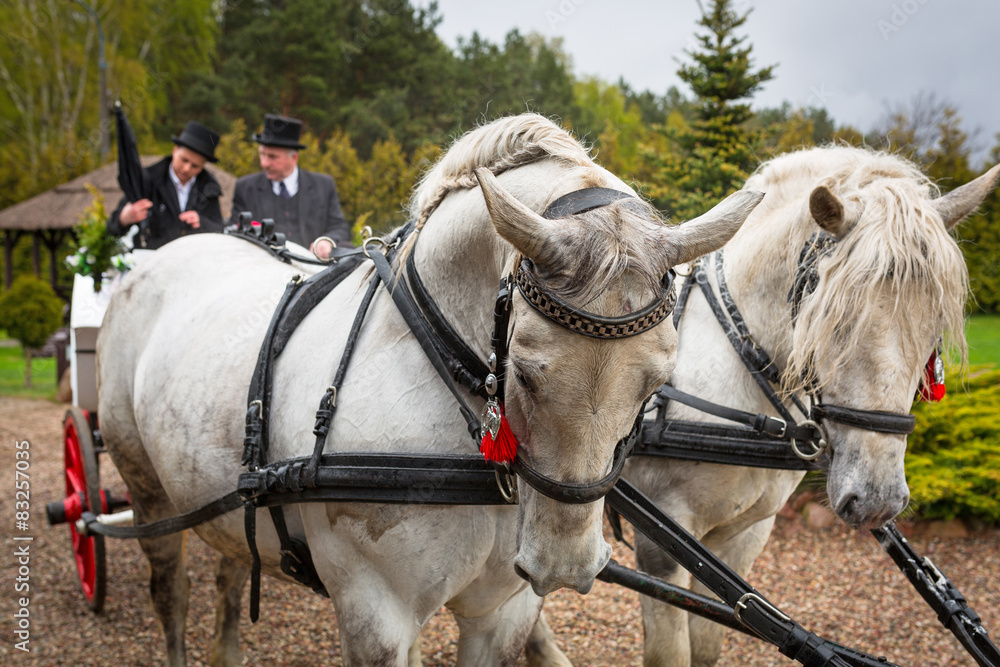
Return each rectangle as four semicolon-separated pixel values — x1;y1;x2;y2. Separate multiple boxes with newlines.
480;188;675;504
788;232;916;439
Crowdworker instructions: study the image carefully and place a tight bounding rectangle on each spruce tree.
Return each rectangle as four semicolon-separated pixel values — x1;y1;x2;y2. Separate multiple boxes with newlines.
642;0;774;220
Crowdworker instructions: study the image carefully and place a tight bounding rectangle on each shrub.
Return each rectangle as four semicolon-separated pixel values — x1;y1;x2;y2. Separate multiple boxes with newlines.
0;276;64;387
905;368;1000;523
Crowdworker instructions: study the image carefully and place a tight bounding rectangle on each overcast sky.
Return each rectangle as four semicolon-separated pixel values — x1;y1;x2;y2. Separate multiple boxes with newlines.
421;0;1000;167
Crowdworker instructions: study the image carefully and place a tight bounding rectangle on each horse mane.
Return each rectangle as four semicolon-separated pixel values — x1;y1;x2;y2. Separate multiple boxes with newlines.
400;114;668;306
397;114;595;262
747;146;969;393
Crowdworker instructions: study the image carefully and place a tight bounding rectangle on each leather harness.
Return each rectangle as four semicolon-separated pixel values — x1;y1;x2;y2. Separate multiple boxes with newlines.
74;204;997;667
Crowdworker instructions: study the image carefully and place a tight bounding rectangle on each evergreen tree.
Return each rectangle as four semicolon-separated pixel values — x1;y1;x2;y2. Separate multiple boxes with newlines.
639;0;774;220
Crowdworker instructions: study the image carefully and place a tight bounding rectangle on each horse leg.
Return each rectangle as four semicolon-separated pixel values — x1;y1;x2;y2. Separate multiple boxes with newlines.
523;609;573;667
635;535;693;667
134;509;191;667
688;518;775;667
407;636;423;667
452;588;544;667
334;586;420;667
209;554;249;667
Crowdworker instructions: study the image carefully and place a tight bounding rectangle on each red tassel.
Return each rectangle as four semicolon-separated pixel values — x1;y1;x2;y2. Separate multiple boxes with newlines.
481;403;518;463
918;349;946;403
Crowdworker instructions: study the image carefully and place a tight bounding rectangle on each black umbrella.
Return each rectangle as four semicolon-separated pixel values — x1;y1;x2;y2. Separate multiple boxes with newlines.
113;102;151;201
113;101;153;244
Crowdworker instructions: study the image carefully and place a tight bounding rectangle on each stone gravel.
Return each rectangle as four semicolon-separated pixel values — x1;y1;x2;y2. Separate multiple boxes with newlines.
1;396;997;666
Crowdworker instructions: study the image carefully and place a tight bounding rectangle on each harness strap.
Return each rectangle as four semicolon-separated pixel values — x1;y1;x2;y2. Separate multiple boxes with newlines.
874;523;1000;666
695;255;797;424
367;246;482;442
243;276;308;469
405;252;490;398
637;420;821;470
78;492;242;539
811;403;916;435
657;385;817;441
608;480;866;667
509;401;647;504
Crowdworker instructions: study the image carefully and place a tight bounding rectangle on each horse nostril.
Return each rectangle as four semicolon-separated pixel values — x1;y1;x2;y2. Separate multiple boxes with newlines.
513;564;530;582
836;494;859;522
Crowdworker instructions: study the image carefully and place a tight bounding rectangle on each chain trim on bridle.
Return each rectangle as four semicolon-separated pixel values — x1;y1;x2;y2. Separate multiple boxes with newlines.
515;261;676;339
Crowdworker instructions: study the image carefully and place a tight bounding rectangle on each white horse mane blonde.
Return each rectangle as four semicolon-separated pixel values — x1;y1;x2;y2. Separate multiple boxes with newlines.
747;145;969;393
403;113;670;304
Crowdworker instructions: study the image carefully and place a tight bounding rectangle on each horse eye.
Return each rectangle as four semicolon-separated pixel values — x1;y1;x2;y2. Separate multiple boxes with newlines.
513;369;533;393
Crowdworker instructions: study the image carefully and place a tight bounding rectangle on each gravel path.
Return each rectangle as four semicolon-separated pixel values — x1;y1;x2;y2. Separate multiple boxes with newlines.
1;396;997;666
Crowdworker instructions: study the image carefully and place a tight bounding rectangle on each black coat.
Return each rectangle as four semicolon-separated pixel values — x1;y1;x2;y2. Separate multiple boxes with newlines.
229;170;352;248
107;156;223;250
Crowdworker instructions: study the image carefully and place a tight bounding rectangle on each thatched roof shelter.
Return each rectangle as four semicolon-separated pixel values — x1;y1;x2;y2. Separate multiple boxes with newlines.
0;157;236;292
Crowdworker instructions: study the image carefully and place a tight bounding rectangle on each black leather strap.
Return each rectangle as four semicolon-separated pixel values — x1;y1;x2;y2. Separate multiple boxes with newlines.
607;479;874;667
510;401;646;504
542;187;639;219
638;420;822;471
79;492;242;539
368;246;482;442
405;252;489;397
812;404;916;435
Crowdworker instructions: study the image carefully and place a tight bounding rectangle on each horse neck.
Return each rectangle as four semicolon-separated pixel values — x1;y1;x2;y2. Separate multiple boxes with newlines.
673;202;810;414
411;160;587;361
411;189;514;363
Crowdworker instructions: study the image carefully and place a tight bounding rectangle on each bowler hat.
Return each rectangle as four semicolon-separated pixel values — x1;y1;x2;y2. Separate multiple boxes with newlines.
171;121;220;163
252;114;307;150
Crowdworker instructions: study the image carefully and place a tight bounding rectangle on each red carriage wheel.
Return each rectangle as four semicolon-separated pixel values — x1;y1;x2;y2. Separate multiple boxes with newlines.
63;407;106;614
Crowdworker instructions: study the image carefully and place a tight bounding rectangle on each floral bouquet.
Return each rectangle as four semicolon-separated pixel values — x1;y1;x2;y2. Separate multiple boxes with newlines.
66;184;132;291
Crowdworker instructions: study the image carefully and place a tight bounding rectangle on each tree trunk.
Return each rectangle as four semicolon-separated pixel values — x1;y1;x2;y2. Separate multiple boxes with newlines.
23;348;32;388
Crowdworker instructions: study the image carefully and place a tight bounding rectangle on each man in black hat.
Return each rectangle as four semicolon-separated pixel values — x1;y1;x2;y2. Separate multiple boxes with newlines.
230;114;351;258
107;121;224;250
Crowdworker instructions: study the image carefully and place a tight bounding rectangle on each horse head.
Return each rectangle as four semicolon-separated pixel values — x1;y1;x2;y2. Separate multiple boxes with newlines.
475;167;761;594
774;154;1000;528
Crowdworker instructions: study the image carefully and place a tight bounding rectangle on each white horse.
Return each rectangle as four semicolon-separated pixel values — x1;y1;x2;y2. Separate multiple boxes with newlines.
526;146;1000;666
96;113;761;666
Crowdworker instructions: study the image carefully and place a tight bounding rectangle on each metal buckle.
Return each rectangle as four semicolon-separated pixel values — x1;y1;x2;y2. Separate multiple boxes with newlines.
772;417;787;439
493;463;518;504
361;226;386;259
790;419;828;461
734;592;790;626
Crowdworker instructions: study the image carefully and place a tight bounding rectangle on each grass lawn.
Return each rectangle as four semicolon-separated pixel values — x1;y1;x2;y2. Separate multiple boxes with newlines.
0;343;58;400
965;314;1000;368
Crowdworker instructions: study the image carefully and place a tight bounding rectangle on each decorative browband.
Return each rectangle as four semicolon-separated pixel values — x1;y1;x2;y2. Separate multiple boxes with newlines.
514;261;677;339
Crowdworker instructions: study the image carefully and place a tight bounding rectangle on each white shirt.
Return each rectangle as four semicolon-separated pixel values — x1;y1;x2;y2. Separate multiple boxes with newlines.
271;166;300;197
168;164;195;211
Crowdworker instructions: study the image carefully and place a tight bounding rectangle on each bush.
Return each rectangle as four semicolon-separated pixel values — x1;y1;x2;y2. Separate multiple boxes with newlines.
0;276;64;387
905;368;1000;523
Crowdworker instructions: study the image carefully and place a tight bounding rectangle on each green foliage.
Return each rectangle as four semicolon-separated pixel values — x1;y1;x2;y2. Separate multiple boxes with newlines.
906;368;1000;523
637;0;774;219
0;275;62;349
966;315;1000;366
0;275;63;387
66;186;124;290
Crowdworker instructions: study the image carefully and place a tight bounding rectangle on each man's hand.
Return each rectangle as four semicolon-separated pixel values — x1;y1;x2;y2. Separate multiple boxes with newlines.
311;238;334;260
120;199;153;225
179;211;201;229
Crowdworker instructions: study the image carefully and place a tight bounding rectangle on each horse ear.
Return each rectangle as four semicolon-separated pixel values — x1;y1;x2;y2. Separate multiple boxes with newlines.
474;167;552;261
933;163;1000;231
658;190;764;267
809;185;852;236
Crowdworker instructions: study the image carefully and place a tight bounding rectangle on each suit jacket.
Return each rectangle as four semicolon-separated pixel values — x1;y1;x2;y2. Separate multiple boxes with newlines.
229;169;352;248
107;156;223;250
